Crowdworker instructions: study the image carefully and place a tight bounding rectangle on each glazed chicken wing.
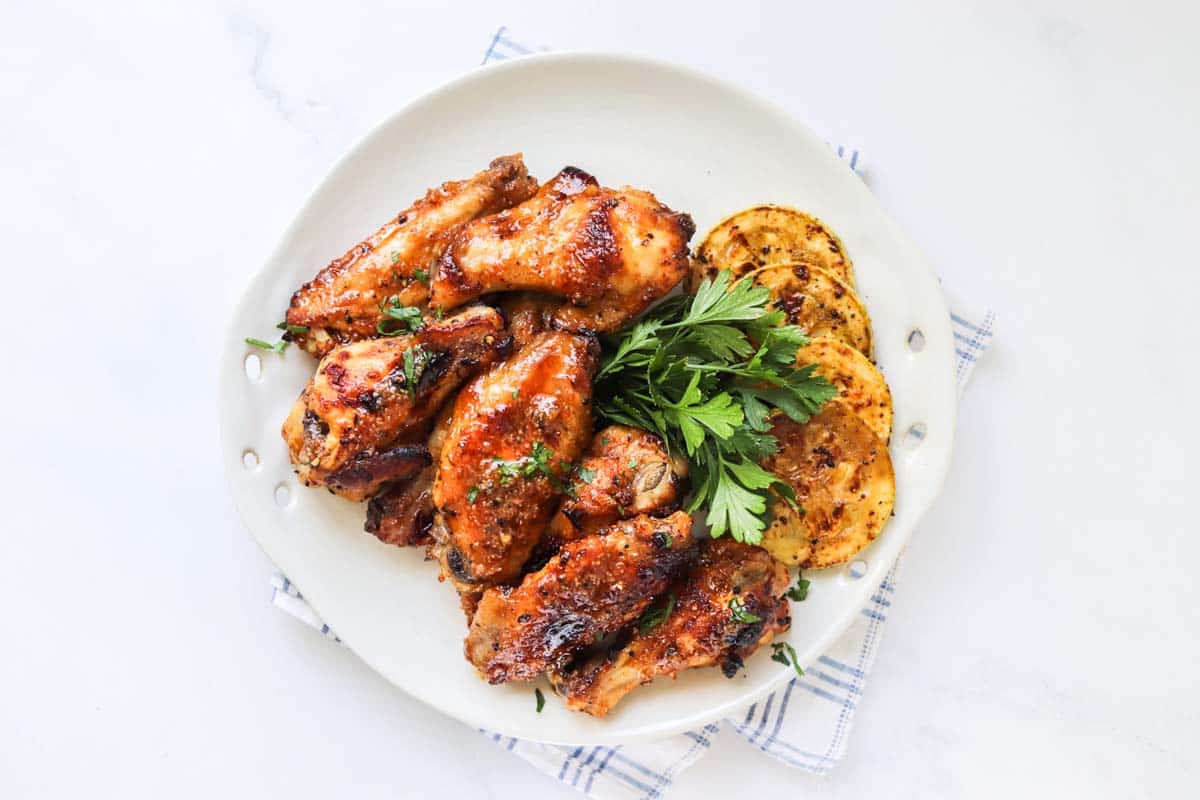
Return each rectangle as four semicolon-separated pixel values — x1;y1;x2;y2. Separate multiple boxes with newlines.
550;539;791;716
363;406;454;547
285;155;537;356
432;331;599;589
431;167;695;333
496;291;562;351
282;306;512;501
546;425;687;544
465;512;697;684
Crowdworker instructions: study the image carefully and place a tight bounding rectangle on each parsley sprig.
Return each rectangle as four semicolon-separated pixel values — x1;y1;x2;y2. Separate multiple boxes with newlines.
638;592;676;634
377;297;425;336
245;337;288;354
770;641;804;678
594;271;836;544
491;441;578;498
785;572;810;602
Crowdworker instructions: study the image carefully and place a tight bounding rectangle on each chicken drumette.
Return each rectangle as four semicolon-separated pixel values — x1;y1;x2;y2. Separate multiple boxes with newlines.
465;511;697;684
362;405;453;548
282;306;511;501
546;424;687;545
431;167;695;333
550;539;791;717
285;155;537;356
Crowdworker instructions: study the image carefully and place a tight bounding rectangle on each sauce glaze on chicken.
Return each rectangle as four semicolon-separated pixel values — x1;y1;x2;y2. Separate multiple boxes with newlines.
277;156;796;716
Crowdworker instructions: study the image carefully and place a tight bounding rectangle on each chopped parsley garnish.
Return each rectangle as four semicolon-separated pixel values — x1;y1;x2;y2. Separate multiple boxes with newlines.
413;267;430;285
511;388;520;400
638;592;676;634
576;466;596;484
785;572;810;602
377;297;425;336
494;442;565;484
466;486;479;504
594;270;836;544
245;337;288;354
275;321;309;334
391;251;401;264
402;345;427;398
729;596;762;623
534;688;545;713
770;641;804;678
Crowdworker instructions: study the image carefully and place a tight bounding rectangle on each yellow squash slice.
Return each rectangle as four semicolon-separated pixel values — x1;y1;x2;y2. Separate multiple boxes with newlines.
795;337;893;442
738;263;874;358
759;401;895;568
693;205;855;288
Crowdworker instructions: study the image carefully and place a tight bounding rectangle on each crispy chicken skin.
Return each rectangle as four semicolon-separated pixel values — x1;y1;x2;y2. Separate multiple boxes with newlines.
363;471;436;547
551;539;791;716
282;306;512;501
496;291;563;351
432;331;599;588
285;155;537;356
465;512;697;684
431;167;695;333
546;425;687;544
363;406;453;547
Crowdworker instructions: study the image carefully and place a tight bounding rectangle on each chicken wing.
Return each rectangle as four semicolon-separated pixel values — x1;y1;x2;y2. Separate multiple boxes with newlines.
546;425;687;544
362;406;453;547
550;539;790;716
282;306;512;501
285;155;537;356
496;291;562;351
431;167;695;333
432;330;598;589
465;511;697;684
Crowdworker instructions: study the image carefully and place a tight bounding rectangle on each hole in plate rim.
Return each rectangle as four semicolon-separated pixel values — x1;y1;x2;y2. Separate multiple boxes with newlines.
244;353;263;383
902;421;928;449
906;328;926;352
846;559;868;580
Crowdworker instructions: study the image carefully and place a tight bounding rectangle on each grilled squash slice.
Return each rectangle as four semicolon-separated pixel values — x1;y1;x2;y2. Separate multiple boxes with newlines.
693;205;855;288
795;337;892;442
738;263;873;357
760;401;895;568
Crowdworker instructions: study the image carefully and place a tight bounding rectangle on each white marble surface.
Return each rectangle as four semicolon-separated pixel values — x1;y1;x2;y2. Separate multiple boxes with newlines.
2;1;1197;797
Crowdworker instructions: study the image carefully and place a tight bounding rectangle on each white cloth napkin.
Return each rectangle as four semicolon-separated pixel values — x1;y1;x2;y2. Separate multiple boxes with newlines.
269;27;997;800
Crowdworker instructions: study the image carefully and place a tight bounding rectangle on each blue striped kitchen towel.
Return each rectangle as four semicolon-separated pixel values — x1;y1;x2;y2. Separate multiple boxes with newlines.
269;27;997;800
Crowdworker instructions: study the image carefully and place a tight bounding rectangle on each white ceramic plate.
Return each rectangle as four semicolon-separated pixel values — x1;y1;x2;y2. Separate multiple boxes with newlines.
220;52;956;744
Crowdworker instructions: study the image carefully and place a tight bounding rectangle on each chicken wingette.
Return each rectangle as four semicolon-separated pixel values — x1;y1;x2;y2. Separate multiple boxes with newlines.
431;167;695;333
465;511;697;684
282;306;511;501
432;331;599;592
285;155;537;356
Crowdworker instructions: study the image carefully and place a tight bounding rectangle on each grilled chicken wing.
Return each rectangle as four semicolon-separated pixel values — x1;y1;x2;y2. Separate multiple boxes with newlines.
431;167;695;333
432;330;599;588
465;512;697;684
496;291;562;351
363;406;453;547
285;155;537;356
550;539;791;716
282;306;512;501
546;425;687;543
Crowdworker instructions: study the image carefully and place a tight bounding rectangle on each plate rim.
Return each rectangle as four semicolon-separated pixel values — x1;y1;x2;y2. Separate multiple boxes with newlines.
219;49;957;745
